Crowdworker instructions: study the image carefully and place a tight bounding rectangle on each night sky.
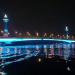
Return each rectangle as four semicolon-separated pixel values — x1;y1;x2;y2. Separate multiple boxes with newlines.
0;1;75;35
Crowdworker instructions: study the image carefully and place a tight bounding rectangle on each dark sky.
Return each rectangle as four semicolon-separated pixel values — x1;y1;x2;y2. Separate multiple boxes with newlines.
0;1;75;35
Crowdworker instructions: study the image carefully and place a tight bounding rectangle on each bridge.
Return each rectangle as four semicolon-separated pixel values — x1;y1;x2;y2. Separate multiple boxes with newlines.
0;38;75;67
0;14;75;68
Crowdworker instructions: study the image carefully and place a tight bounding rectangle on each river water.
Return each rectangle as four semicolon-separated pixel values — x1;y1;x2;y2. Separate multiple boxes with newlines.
0;43;75;75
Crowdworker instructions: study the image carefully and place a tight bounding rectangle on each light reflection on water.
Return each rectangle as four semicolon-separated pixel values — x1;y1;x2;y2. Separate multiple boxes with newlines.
0;43;75;75
0;43;75;62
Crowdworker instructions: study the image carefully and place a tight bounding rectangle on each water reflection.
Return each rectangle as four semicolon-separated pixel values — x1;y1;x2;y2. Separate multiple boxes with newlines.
0;43;75;74
0;43;75;73
0;43;75;63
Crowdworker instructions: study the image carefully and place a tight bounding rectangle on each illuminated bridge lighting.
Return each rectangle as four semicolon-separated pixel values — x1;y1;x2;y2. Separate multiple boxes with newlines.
42;38;75;43
1;13;75;73
0;37;75;67
0;38;42;44
0;38;75;43
0;38;42;42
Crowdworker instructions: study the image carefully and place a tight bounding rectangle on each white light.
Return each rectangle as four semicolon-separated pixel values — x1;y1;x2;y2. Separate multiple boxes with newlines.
4;14;8;18
1;30;4;33
0;71;6;75
67;66;71;71
15;31;18;34
3;14;9;22
38;58;42;62
65;26;68;32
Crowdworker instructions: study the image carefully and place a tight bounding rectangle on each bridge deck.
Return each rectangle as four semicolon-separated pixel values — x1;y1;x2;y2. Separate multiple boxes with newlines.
0;38;75;45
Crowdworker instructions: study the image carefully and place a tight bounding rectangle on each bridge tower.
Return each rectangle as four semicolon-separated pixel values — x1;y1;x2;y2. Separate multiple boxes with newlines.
65;26;69;39
3;14;9;37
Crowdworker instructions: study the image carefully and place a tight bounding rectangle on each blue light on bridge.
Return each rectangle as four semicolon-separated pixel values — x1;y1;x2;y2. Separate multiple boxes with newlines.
0;38;74;42
43;38;75;43
0;38;42;42
0;38;75;44
0;38;75;67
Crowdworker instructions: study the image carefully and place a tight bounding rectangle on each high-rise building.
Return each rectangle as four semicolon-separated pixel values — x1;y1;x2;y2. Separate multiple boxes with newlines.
3;14;9;37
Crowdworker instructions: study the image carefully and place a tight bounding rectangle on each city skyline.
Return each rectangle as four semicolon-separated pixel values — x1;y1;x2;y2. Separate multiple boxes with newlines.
0;1;75;74
0;1;75;34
